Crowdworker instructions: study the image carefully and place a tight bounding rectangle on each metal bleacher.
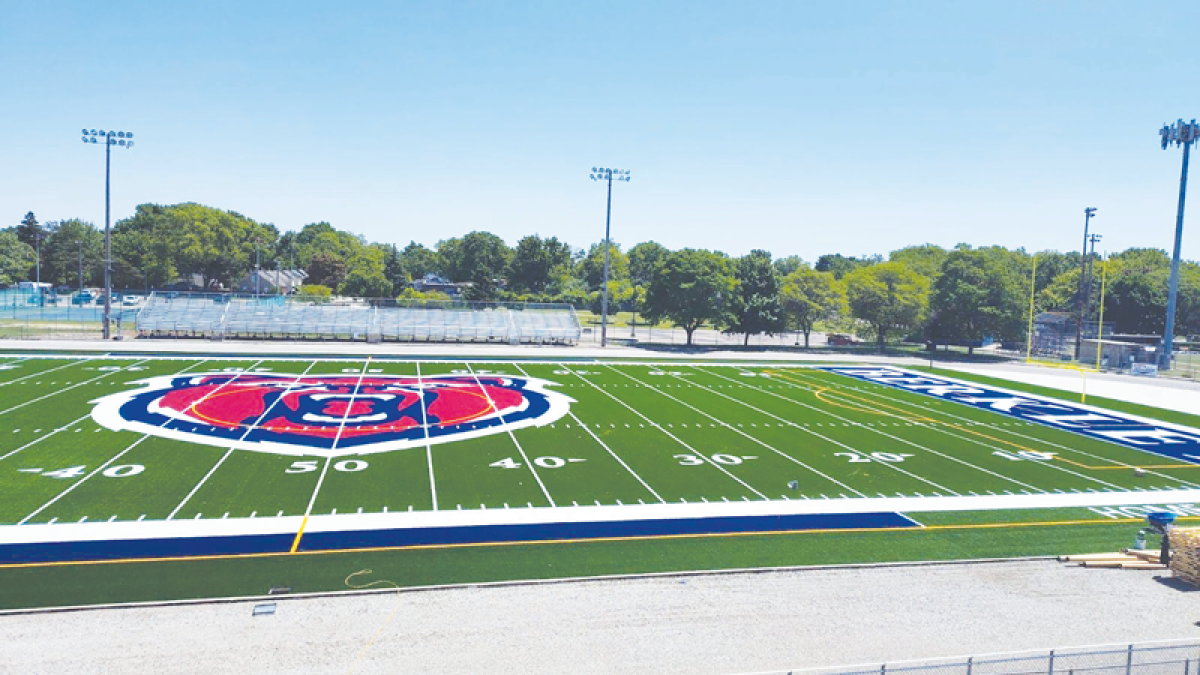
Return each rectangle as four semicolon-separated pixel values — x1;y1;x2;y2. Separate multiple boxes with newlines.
135;293;582;344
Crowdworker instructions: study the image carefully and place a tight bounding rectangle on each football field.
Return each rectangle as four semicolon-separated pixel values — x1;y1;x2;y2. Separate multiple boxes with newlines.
1;353;1199;567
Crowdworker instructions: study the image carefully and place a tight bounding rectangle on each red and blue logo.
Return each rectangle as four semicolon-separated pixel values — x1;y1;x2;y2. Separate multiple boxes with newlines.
91;372;573;457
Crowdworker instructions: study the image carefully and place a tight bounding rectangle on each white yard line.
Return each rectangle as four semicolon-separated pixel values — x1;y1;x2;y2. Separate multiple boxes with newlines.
785;370;1128;492
301;359;372;518
609;365;868;498
0;358;153;416
416;362;439;511
166;360;320;520
464;362;556;507
672;368;956;495
0;413;93;462
562;364;768;500
511;363;664;504
818;371;1200;489
0;357;96;389
15;358;240;526
700;367;1046;493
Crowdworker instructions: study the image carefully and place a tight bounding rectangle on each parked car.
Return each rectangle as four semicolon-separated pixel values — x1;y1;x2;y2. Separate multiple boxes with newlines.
122;295;139;306
827;333;862;346
71;292;94;305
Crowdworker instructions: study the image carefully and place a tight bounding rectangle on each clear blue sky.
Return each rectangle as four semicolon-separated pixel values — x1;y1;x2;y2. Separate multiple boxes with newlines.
2;1;1198;262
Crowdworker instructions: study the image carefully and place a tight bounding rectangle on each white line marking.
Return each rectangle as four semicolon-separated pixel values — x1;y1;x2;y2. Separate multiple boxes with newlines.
0;358;152;416
615;366;872;497
301;359;372;519
0;414;93;462
563;364;768;500
670;370;957;495
702;367;1045;493
512;363;664;504
416;361;438;511
167;359;318;520
0;358;93;389
465;362;555;507
787;370;1127;491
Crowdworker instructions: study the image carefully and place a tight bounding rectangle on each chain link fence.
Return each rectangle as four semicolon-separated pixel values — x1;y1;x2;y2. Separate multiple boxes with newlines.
762;640;1200;675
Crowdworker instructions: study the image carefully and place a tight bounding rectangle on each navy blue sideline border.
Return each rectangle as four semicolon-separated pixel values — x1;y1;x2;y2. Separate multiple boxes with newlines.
0;512;915;565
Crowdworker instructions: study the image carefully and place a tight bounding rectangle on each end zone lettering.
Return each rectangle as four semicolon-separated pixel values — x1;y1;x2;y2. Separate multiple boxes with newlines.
824;367;1200;465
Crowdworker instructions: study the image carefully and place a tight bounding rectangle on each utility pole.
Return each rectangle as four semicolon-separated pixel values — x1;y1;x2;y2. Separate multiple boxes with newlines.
82;129;134;339
588;167;631;347
76;240;83;295
1158;119;1198;371
1083;233;1102;338
1074;207;1097;358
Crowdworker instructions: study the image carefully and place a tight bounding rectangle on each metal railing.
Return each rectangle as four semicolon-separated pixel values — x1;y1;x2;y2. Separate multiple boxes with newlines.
757;640;1200;675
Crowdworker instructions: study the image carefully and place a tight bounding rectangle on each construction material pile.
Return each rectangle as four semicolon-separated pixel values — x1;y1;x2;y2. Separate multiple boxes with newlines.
1058;550;1165;570
1168;527;1200;585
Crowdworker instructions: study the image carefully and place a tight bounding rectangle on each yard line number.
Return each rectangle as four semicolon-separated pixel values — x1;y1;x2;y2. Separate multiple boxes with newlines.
286;459;369;473
490;456;586;469
35;464;145;479
675;453;756;466
835;452;914;463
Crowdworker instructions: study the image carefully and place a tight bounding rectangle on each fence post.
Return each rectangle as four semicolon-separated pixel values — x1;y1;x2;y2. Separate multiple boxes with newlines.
966;656;973;675
1126;644;1133;675
880;664;886;675
1049;649;1056;675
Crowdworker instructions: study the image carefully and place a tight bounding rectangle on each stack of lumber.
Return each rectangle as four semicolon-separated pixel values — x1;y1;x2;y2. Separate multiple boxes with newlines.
1057;550;1165;570
1168;527;1200;585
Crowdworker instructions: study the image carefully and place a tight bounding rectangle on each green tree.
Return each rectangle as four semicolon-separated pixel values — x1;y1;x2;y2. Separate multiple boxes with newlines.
845;261;929;350
340;267;391;298
780;266;845;347
929;249;1024;354
0;231;36;286
42;219;104;288
577;241;630;290
439;231;512;300
397;241;441;281
508;235;573;294
773;255;805;278
628;241;669;287
643;249;735;346
725;249;785;345
889;244;948;280
16;212;45;252
815;253;877;279
306;252;348;288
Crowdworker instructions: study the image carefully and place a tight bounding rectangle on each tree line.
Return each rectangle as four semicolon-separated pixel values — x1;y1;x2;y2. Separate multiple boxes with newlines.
7;203;1200;347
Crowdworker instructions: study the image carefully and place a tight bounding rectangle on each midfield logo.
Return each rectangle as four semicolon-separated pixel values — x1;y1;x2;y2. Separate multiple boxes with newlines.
91;372;573;458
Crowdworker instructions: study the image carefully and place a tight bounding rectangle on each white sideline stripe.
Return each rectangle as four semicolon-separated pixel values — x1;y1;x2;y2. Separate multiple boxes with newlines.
166;360;319;520
611;365;868;498
4;489;1200;547
0;358;93;388
702;367;1046;493
563;364;768;500
0;358;153;416
510;363;664;504
301;359;371;518
16;358;246;526
676;368;956;495
815;371;1200;489
0;414;92;462
416;362;438;511
786;370;1128;491
465;362;555;507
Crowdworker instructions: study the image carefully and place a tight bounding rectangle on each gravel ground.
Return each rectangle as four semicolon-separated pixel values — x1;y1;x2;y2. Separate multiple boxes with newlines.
2;561;1197;675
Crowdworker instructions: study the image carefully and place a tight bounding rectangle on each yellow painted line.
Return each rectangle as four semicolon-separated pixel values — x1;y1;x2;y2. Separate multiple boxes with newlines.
290;515;309;554
2;515;1196;570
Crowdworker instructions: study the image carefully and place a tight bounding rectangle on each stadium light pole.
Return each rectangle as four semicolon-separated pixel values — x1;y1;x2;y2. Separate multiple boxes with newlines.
1074;207;1097;359
82;128;134;339
1083;233;1102;335
76;240;83;296
589;166;631;347
1158;119;1198;371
